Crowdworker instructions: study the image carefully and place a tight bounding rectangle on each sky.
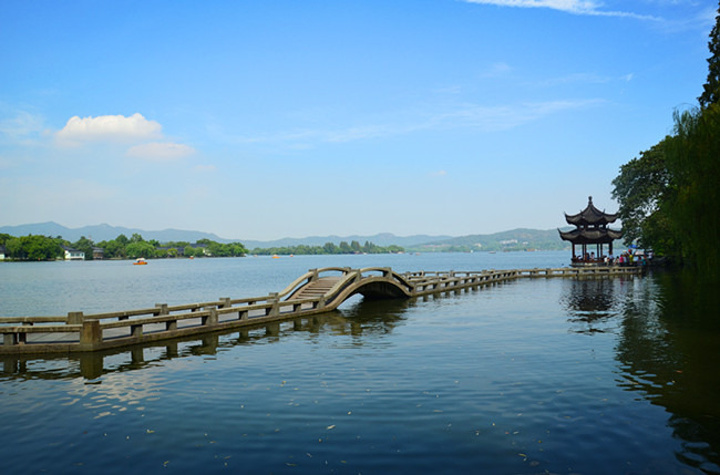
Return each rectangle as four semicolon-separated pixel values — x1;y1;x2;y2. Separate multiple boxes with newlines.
0;0;716;241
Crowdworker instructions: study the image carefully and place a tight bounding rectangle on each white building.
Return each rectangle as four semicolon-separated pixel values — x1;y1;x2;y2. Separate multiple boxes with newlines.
62;246;85;260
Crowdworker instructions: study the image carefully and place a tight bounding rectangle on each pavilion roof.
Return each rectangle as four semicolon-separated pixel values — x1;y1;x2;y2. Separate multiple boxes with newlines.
558;227;623;244
564;196;618;226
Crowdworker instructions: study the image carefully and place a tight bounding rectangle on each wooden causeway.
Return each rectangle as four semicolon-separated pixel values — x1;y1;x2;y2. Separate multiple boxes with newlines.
1;266;641;354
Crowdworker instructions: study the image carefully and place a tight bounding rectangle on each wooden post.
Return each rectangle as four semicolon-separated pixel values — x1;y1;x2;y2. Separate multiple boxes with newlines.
3;332;17;346
80;320;102;349
203;308;218;326
67;311;84;324
269;293;279;317
155;303;168;315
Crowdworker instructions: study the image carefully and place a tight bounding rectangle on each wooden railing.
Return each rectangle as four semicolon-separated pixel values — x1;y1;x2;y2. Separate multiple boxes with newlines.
0;265;641;354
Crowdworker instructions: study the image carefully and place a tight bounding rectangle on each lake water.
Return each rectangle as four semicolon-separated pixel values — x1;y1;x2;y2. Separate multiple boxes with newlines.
1;252;719;474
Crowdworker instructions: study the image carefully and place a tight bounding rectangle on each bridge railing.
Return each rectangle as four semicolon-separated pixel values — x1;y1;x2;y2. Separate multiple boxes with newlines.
1;265;642;354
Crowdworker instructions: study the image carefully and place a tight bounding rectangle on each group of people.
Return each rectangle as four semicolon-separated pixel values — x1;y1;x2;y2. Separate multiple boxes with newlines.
572;250;652;267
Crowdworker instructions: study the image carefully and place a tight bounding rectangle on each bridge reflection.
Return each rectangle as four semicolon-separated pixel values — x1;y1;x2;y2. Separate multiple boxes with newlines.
0;297;413;381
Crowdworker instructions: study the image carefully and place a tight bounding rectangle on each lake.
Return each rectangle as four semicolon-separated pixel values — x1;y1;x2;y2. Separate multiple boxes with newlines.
1;252;719;474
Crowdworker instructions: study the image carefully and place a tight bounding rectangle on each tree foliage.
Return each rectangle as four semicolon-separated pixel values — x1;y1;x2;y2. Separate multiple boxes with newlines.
2;235;64;260
252;241;404;256
699;4;720;108
612;106;720;274
665;105;720;274
611;138;673;250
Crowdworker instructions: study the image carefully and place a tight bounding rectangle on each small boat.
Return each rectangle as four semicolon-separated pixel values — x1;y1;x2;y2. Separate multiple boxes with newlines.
272;255;280;259
133;258;148;265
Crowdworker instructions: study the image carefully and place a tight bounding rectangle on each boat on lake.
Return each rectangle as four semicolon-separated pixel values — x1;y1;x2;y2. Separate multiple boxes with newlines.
133;258;148;265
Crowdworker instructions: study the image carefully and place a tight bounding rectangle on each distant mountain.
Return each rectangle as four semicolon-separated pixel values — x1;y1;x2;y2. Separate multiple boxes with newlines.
0;222;229;244
0;222;451;248
0;222;570;251
241;232;453;250
409;228;572;252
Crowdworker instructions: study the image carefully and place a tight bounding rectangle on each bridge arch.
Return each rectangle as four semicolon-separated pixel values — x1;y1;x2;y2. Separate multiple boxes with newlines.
282;267;414;311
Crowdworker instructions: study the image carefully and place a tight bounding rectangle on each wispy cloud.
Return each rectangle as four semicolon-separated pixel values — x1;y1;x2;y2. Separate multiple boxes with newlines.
537;72;635;87
126;142;196;161
226;98;603;147
0;110;46;145
463;0;660;21
481;62;513;78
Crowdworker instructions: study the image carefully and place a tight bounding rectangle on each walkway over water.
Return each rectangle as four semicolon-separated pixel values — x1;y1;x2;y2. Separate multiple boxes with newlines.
0;266;641;354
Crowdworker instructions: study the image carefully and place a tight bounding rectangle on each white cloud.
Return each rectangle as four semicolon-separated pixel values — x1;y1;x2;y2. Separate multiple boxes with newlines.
56;113;162;144
463;0;659;20
126;142;195;161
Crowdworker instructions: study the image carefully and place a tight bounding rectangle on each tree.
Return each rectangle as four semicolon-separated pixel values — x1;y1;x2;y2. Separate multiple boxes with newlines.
664;105;720;275
72;236;95;260
4;235;63;260
126;241;155;259
699;3;720;108
611;138;673;249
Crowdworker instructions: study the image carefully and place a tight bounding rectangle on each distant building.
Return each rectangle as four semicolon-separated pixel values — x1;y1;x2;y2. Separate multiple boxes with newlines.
0;245;5;260
62;246;85;260
92;247;105;260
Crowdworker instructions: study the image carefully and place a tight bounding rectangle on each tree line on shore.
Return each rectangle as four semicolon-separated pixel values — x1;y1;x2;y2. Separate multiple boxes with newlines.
611;3;720;279
0;233;403;261
0;233;248;260
250;240;404;256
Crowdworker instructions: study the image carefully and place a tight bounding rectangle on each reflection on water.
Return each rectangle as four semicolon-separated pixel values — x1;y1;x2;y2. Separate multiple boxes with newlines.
1;297;412;381
619;270;720;474
2;267;720;474
560;271;720;473
561;277;626;334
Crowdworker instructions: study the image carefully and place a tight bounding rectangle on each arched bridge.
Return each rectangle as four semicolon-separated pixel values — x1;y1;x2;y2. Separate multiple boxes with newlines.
1;266;641;355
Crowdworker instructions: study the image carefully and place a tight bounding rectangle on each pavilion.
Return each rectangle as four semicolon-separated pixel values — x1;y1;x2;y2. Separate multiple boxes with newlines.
559;196;622;265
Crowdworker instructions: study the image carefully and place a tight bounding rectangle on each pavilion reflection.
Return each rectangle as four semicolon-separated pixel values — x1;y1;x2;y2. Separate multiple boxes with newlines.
559;277;628;334
0;296;411;381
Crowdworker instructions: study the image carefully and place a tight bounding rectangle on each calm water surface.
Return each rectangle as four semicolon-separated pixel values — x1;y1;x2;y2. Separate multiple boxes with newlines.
1;252;719;474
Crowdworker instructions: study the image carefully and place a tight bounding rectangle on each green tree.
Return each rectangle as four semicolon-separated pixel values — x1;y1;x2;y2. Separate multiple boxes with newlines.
611;138;673;249
5;235;64;260
665;105;720;275
699;3;720;108
72;236;95;260
126;241;156;259
99;239;126;259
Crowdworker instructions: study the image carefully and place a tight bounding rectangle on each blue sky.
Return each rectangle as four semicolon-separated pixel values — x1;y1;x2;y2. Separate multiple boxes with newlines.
1;1;716;241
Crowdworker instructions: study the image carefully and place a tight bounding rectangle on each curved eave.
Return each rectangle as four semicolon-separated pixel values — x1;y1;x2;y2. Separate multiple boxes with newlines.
564;197;619;226
558;228;622;244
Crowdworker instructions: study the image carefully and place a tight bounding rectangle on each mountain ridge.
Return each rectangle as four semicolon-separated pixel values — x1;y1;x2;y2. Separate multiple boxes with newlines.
0;221;571;250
